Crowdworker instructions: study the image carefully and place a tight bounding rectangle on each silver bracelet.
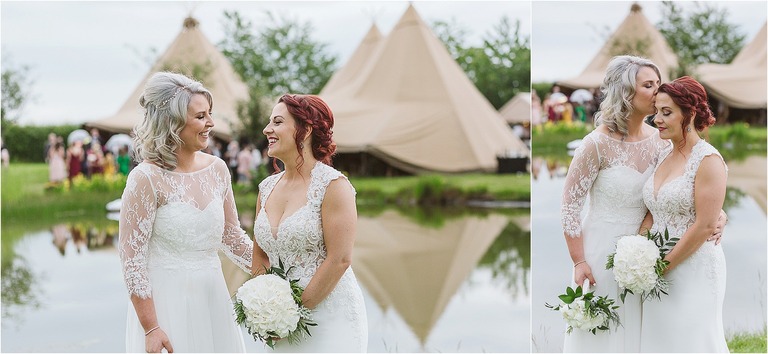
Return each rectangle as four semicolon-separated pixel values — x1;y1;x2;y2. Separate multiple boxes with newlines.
573;260;587;268
145;325;160;336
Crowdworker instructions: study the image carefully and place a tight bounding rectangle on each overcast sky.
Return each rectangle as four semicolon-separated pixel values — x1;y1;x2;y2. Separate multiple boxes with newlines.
2;1;765;127
1;0;531;126
532;1;766;83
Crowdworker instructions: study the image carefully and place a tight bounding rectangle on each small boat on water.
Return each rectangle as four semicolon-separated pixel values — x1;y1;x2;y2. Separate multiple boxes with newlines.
106;198;122;212
566;139;583;156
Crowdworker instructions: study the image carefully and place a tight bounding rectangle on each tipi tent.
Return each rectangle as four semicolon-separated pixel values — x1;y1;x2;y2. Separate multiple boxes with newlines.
696;22;767;109
499;92;532;125
557;3;678;89
320;4;528;174
320;24;384;95
86;17;248;141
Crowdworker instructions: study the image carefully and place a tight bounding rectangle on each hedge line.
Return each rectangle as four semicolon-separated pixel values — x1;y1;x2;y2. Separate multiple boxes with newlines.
2;124;82;162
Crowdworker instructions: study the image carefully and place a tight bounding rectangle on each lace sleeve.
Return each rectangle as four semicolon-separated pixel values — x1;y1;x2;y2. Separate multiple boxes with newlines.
118;167;156;299
561;135;600;238
220;175;254;273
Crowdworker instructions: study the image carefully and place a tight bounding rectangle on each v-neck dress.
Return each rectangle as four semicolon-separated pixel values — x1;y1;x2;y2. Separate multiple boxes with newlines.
254;162;368;352
640;139;728;352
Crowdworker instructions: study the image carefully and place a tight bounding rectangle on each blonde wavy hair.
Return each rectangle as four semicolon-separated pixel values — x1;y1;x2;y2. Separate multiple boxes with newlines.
132;72;212;170
594;55;661;137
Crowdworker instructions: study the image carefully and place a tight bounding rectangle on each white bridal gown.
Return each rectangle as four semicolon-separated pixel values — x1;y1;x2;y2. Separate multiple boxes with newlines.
119;156;254;352
254;162;368;353
561;130;668;352
641;140;728;352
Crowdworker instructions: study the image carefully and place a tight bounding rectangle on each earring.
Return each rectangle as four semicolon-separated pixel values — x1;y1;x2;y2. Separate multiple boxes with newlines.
299;142;304;149
686;126;692;132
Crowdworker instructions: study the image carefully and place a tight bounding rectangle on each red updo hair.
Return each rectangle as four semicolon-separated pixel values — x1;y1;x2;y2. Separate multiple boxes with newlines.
657;76;716;141
278;94;337;169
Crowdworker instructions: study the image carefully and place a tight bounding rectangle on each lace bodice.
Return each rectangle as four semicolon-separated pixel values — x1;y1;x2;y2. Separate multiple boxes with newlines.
118;155;254;299
643;140;728;244
562;130;669;237
254;162;355;286
254;163;367;350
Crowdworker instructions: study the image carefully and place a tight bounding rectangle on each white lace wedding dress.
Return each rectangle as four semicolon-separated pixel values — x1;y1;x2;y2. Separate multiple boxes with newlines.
640;140;728;352
253;162;368;352
561;130;668;352
119;156;254;352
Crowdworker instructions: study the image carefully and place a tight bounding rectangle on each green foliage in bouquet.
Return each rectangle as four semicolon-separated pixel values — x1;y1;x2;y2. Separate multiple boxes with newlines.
545;285;621;335
234;258;317;349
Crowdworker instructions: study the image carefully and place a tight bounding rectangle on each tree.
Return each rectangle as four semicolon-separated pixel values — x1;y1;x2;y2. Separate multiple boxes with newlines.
478;17;531;109
219;10;338;144
657;1;746;77
1;57;33;127
432;18;471;63
434;16;530;109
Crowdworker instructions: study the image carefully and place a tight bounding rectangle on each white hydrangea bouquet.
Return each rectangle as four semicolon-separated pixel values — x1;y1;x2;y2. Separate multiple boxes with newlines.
606;229;679;302
545;280;621;335
234;259;316;348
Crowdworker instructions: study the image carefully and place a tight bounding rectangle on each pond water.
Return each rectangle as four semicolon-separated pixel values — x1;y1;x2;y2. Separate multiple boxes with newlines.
1;208;530;353
531;156;767;352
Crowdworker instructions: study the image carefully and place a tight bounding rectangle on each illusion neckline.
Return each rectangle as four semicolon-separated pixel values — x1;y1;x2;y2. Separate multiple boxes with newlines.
593;128;658;144
143;155;217;175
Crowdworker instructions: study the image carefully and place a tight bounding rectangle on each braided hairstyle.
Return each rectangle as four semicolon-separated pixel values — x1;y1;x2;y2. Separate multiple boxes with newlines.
657;76;716;146
277;94;337;170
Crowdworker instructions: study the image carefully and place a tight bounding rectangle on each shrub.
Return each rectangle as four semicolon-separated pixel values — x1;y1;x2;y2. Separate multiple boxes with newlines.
2;124;81;162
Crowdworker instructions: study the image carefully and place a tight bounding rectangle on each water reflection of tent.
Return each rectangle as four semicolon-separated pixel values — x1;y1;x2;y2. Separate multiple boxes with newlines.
557;3;678;89
321;4;528;174
499;92;532;125
726;155;767;214
85;16;248;141
696;22;767;110
352;210;509;343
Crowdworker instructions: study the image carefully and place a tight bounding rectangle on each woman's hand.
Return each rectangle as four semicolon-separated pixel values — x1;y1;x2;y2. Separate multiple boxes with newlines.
707;210;728;245
574;261;596;288
145;328;173;353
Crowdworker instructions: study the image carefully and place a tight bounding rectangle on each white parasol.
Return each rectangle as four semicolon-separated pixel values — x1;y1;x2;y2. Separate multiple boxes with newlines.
67;129;91;145
105;134;134;155
570;89;594;104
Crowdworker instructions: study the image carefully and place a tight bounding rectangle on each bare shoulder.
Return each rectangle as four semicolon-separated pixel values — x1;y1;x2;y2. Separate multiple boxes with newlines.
321;177;355;215
699;153;727;174
325;176;355;203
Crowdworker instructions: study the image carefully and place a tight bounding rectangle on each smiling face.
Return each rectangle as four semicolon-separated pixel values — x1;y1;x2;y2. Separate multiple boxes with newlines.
178;93;214;153
653;92;691;142
263;102;299;161
631;66;661;116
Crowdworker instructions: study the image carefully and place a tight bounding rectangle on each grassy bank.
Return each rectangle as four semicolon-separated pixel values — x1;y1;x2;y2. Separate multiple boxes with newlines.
1;164;122;222
532;121;767;161
728;328;767;353
2;163;530;222
352;173;530;205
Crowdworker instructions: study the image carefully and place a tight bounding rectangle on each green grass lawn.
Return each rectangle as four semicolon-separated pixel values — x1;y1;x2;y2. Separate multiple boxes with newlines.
728;328;767;353
353;172;531;202
1;163;123;222
532;121;767;161
3;163;530;220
